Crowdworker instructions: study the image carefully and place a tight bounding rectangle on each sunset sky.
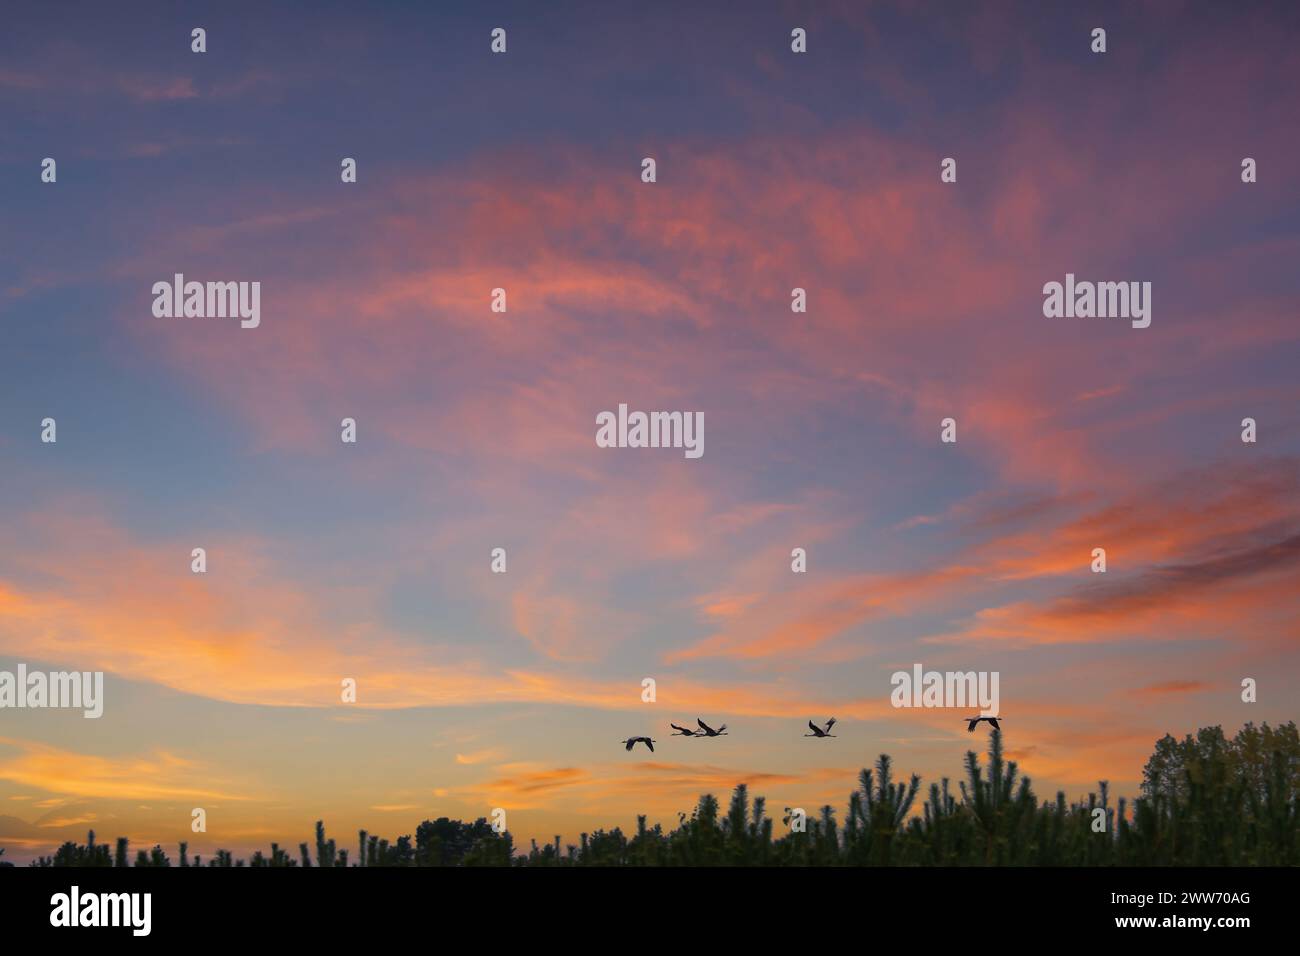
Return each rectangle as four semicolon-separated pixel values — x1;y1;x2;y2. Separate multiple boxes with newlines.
1;0;1298;863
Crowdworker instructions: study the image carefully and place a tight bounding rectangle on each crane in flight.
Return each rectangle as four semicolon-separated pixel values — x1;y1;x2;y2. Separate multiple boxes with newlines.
964;715;1002;732
670;723;700;737
804;717;837;738
621;736;656;752
695;718;728;737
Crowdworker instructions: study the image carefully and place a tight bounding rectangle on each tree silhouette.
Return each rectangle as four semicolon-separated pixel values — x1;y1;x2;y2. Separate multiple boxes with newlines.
846;753;921;864
12;722;1296;867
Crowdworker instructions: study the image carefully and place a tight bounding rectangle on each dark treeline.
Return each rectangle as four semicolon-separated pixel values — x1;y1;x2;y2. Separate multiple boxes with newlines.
11;722;1297;867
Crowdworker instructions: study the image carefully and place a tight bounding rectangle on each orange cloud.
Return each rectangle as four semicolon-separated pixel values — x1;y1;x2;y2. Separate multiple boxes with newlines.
454;749;507;766
0;739;250;802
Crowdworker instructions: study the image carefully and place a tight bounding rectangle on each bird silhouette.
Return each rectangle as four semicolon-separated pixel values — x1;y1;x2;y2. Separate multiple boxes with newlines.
804;717;837;737
696;718;728;737
669;723;699;737
621;736;656;752
964;715;1002;732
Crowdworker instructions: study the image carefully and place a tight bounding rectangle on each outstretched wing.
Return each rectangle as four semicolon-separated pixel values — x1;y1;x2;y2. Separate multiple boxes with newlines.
671;723;693;735
988;718;1000;730
808;720;820;735
825;718;837;731
625;738;636;750
645;739;654;752
967;719;979;732
697;718;716;734
716;724;727;734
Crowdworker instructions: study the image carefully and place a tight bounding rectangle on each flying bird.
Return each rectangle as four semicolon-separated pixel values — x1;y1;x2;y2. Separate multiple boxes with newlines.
964;716;1002;732
621;736;656;752
670;723;699;737
696;718;728;737
805;718;837;738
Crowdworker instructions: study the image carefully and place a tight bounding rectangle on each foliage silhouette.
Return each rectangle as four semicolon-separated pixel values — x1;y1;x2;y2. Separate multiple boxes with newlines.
13;722;1297;867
